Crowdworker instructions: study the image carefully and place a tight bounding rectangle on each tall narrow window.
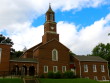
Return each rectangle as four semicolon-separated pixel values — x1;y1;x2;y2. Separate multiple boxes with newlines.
44;66;48;73
62;66;66;73
53;66;58;73
50;14;53;21
84;64;88;72
0;48;2;63
52;49;58;61
93;65;97;72
101;65;105;72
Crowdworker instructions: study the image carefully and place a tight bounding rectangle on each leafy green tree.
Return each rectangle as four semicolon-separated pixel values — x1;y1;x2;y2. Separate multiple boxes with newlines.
91;43;110;74
0;34;13;45
92;43;110;60
0;34;23;58
10;49;23;58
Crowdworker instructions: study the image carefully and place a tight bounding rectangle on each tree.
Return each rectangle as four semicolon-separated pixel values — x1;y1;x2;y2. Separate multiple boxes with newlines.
92;43;110;60
0;34;13;45
0;34;23;58
10;48;23;58
91;43;110;74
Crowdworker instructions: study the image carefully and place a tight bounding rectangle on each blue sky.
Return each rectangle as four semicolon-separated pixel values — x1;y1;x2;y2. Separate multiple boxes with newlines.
32;4;110;30
0;0;110;55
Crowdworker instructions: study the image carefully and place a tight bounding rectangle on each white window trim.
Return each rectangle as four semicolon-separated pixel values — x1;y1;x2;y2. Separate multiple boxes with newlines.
44;66;48;73
84;64;88;72
94;76;98;80
62;66;66;73
53;66;58;73
52;49;58;61
0;48;2;63
93;65;97;72
101;65;105;72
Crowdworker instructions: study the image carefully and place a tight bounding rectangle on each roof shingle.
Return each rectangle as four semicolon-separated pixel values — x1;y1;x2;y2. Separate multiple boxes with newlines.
74;55;107;62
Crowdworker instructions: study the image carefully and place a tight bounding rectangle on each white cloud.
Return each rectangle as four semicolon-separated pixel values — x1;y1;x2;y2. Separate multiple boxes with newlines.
8;13;110;55
9;23;44;50
0;0;110;55
0;0;108;29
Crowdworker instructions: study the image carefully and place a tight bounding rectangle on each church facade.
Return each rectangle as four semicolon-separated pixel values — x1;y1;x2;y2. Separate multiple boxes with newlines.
0;5;109;81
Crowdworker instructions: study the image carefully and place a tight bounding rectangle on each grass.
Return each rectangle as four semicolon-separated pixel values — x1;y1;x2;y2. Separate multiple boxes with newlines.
0;78;109;83
39;78;110;83
0;78;23;83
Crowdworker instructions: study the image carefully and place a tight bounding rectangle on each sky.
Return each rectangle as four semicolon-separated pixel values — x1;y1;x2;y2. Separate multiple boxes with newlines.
0;0;110;55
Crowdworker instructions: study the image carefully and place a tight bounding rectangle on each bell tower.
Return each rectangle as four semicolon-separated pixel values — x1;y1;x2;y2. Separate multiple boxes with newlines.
42;4;59;44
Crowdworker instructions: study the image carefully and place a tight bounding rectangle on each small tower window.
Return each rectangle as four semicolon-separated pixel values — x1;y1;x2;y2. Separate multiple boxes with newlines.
50;14;53;21
52;49;58;61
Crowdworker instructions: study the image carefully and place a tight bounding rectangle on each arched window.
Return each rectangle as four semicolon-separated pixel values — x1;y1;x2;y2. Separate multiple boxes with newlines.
52;49;58;61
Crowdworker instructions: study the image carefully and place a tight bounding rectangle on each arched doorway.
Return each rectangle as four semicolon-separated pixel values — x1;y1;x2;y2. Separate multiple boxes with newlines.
29;66;35;76
21;66;27;76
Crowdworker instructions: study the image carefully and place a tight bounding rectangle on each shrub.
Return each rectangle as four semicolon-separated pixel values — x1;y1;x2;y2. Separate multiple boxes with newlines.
47;71;54;78
54;71;62;79
63;71;75;78
40;73;45;78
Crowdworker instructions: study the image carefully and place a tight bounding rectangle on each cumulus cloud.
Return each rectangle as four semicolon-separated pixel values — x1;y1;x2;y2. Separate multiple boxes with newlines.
61;13;110;55
8;13;110;55
0;0;108;29
9;23;44;50
0;0;110;55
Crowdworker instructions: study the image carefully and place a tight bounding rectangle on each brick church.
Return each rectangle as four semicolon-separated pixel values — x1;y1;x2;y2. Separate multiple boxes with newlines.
0;5;109;81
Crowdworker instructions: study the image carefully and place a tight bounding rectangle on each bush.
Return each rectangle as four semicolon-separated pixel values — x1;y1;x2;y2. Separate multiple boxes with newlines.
63;71;75;78
47;71;54;78
54;71;62;79
40;73;45;78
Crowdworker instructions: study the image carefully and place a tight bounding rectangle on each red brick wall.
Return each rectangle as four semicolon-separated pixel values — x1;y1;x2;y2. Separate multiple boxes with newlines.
80;61;109;80
0;44;11;72
73;57;81;77
42;33;59;44
10;62;37;75
34;40;70;76
44;22;57;33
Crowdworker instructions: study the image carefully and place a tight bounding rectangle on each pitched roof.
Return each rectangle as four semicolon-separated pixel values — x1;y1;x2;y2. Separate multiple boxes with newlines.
20;42;42;58
74;55;108;62
33;39;70;52
46;3;54;13
26;42;42;51
10;58;38;63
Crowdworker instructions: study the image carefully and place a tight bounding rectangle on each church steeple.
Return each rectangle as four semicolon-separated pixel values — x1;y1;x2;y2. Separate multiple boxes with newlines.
46;4;55;22
42;4;59;44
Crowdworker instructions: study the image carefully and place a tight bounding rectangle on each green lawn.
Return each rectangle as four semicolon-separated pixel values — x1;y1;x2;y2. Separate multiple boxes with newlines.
0;78;23;83
39;78;110;83
0;78;109;83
